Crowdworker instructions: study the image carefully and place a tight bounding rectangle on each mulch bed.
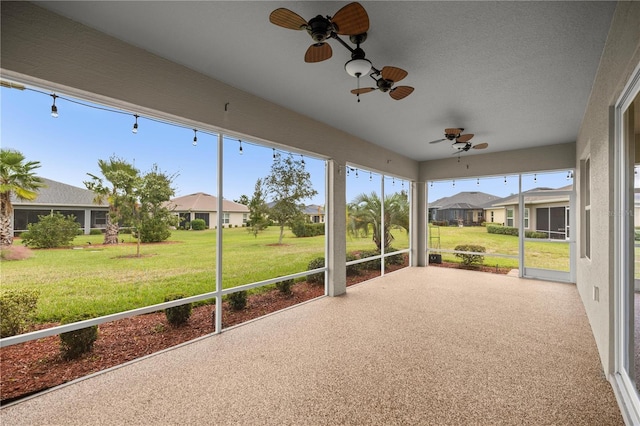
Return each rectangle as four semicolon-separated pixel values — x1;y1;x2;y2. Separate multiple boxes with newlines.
1;259;505;405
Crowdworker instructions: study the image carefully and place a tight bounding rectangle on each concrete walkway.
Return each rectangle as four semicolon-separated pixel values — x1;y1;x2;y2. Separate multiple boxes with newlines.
0;267;623;425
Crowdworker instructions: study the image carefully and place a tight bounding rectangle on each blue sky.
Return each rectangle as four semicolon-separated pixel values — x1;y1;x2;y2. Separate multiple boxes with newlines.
1;83;572;205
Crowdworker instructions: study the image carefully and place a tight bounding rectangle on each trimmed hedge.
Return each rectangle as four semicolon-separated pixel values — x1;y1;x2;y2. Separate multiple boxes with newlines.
59;314;99;360
164;294;192;327
487;224;549;239
291;222;324;237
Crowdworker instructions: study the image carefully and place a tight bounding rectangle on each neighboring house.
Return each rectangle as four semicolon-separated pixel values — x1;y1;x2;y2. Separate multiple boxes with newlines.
266;202;325;223
303;204;325;223
635;193;640;228
167;192;249;228
485;185;572;239
429;191;501;226
11;177;109;235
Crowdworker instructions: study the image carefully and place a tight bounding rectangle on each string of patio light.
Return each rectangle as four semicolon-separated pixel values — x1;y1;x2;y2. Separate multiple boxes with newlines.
2;79;310;162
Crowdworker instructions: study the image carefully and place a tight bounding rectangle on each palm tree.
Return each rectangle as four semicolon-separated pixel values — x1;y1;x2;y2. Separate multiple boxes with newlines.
84;157;139;245
347;191;409;251
0;149;45;246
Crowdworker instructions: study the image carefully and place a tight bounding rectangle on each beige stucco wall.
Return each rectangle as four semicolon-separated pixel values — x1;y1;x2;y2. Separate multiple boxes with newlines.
575;1;640;374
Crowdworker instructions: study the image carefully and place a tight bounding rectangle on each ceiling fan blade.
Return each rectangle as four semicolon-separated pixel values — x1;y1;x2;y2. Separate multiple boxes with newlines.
456;133;474;143
269;8;307;30
445;128;463;135
331;2;369;35
305;43;332;63
428;138;447;144
350;87;376;95
472;143;489;150
381;66;408;83
389;86;414;100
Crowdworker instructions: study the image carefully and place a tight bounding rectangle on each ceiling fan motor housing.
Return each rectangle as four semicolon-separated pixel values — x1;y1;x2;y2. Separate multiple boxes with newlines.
307;15;332;42
377;78;393;92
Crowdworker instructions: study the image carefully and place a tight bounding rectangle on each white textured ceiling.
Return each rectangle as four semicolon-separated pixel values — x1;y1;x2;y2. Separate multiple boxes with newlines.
36;1;616;161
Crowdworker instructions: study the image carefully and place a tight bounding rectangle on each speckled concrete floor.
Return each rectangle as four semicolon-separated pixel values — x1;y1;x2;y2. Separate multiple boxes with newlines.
0;267;623;425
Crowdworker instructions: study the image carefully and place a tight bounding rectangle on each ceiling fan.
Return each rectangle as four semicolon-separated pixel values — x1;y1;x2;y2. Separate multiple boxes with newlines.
428;128;475;145
269;3;414;101
269;2;369;63
452;142;489;154
350;66;415;101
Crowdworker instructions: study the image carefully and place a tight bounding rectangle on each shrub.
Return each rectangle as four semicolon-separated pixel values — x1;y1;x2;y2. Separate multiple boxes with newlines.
0;289;39;337
139;218;172;243
306;256;325;284
486;225;518;236
346;252;361;276
89;228;103;235
276;279;294;297
359;250;381;270
0;245;33;261
21;213;81;248
59;315;98;360
164;294;192;327
525;230;548;239
384;248;405;266
454;244;486;266
227;290;248;311
191;218;207;231
291;221;325;237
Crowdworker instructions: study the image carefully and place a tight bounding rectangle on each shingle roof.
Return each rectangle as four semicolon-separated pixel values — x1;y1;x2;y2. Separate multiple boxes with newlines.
167;193;249;213
429;191;501;210
11;177;108;207
302;204;324;215
489;185;572;207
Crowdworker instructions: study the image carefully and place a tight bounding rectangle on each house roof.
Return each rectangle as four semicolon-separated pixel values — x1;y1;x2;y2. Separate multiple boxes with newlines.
430;192;501;210
489;185;572;208
302;204;324;215
168;193;248;213
11;177;108;208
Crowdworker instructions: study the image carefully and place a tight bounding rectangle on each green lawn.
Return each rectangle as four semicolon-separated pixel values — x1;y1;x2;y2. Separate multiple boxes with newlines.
1;224;569;325
2;227;400;323
429;225;570;271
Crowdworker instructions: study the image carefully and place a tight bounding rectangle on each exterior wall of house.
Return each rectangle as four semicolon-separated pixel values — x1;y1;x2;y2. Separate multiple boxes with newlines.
574;1;640;375
178;211;247;229
485;207;505;226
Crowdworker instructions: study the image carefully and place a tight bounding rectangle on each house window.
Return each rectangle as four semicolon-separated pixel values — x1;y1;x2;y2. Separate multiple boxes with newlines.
223;213;230;224
92;211;107;226
242;213;248;224
524;208;530;229
583;157;591;258
506;208;514;227
195;212;210;228
490;211;494;222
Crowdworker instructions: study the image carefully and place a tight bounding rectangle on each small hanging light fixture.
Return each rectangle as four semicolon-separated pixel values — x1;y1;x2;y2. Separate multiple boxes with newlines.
369;171;372;181
430;181;433;188
301;155;305;165
192;129;198;146
504;176;507;185
132;114;139;134
452;180;456;188
476;178;480;186
356;169;359;178
239;140;243;155
392;177;395;186
50;94;59;118
273;148;276;160
534;173;537;183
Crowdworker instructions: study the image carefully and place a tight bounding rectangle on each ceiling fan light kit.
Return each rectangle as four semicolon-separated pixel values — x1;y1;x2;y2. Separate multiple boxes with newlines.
269;2;414;101
429;127;489;156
